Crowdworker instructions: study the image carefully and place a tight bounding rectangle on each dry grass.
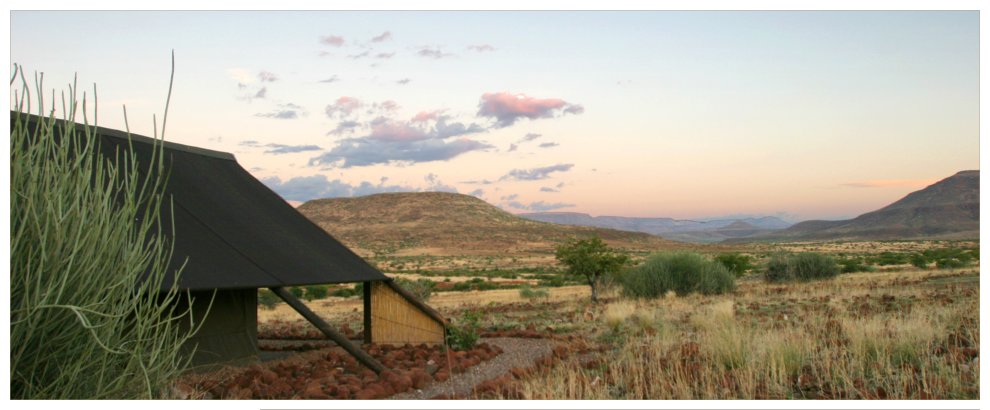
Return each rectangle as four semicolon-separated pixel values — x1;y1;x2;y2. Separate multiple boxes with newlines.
510;266;979;399
257;285;593;323
253;253;979;400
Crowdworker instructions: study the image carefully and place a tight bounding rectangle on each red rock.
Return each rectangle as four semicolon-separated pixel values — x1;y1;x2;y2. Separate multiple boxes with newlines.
390;373;413;392
339;374;361;385
271;380;293;397
229;387;253;400
354;388;377;400
435;371;450;382
553;345;571;358
381;383;396;397
335;385;351;399
303;380;328;399
345;382;363;396
260;369;278;384
410;369;432;389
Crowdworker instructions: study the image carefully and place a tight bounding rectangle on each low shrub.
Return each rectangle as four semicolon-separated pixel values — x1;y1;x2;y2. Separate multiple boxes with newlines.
258;289;281;309
909;253;929;269
621;252;735;298
936;257;967;269
519;285;550;299
303;285;329;301
871;251;910;266
714;253;754;277
330;286;358;298
395;277;436;301
446;311;481;350
765;253;839;283
289;287;305;299
837;257;875;273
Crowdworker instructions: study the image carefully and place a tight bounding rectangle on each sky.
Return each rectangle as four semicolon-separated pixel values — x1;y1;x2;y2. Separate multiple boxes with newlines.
8;11;980;221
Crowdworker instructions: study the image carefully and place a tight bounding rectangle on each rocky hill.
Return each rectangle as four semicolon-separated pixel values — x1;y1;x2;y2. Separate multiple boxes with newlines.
297;192;689;257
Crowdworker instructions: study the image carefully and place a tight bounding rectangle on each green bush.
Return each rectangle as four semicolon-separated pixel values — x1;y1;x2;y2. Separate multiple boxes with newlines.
936;257;967;269
395;277;436;301
304;285;329;301
258;289;281;309
837;257;875;273
871;251;910;266
909;253;929;269
10;68;195;399
446;311;481;351
765;253;839;283
519;285;550;299
330;286;358;298
714;253;754;277
289;287;305;299
621;252;736;298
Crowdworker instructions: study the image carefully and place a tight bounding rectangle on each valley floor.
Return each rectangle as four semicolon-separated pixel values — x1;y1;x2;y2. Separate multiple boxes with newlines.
255;265;978;399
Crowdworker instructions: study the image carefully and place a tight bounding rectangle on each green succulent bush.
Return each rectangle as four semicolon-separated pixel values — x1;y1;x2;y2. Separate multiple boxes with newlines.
446;311;481;351
714;252;754;277
765;252;840;283
10;64;196;399
621;252;736;298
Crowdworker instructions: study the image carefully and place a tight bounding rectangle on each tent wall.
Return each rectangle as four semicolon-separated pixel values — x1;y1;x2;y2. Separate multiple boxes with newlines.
174;289;259;368
366;281;445;345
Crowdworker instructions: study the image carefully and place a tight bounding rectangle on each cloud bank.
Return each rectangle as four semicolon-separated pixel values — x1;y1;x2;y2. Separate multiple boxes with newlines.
262;175;409;202
478;92;584;128
501;163;574;181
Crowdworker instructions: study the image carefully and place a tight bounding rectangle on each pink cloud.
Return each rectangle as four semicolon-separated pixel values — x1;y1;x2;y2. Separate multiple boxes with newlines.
467;44;496;52
367;120;428;142
372;100;400;113
371;31;392;42
324;96;363;118
477;92;584;127
320;35;345;47
411;110;446;122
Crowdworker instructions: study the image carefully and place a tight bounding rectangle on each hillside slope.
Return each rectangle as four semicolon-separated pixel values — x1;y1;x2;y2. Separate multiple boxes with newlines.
297;192;687;256
738;170;979;242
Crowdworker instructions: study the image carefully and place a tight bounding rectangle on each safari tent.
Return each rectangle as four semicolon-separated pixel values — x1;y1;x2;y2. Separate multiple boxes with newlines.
16;112;446;371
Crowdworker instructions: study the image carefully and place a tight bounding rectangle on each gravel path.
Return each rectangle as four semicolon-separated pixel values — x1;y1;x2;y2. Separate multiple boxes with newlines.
389;337;553;399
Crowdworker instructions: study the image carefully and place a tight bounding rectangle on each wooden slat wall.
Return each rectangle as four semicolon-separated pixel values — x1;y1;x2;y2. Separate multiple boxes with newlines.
369;282;445;345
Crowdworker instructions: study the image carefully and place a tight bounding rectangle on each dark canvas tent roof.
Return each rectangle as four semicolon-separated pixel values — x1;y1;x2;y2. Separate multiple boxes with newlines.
16;112;388;291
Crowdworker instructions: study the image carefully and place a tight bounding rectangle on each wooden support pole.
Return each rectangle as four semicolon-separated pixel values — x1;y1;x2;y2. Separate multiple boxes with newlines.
270;286;385;374
363;281;373;344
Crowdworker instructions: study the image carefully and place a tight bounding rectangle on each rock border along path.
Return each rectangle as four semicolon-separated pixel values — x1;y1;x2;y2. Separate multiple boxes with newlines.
389;337;553;399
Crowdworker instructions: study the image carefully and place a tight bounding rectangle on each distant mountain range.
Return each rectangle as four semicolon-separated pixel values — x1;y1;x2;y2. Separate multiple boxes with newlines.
295;171;978;253
517;212;792;243
734;170;980;242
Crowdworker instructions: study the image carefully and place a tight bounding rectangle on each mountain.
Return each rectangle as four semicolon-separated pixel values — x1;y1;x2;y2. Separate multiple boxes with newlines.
736;170;979;242
517;212;792;243
297;192;688;257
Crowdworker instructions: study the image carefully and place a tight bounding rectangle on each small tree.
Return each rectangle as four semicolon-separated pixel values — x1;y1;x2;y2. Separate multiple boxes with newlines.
555;236;628;303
